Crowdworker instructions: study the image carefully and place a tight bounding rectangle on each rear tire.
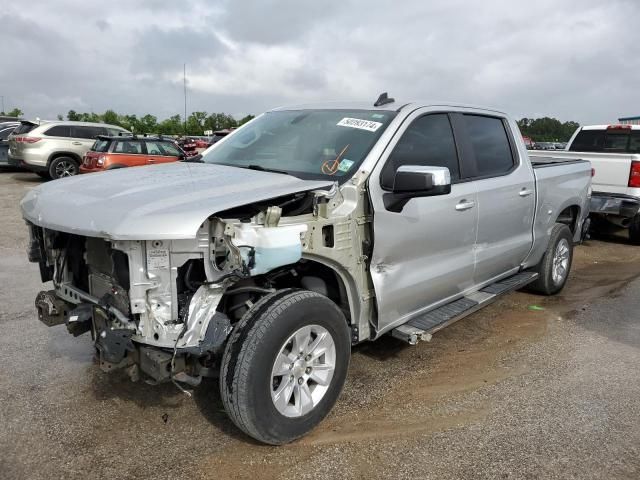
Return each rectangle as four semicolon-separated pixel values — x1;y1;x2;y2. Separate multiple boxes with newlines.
529;223;573;295
628;214;640;245
220;289;351;445
49;156;79;179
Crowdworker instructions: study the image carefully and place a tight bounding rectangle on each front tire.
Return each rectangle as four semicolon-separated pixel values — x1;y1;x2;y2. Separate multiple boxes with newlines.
529;223;573;295
49;156;79;179
220;289;351;445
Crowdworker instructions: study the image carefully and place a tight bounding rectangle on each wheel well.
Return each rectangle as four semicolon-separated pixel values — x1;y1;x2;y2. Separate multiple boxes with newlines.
214;260;352;325
556;205;580;233
48;151;82;166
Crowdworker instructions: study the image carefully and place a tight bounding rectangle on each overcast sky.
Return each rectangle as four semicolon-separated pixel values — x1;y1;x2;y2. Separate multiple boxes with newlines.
1;0;638;124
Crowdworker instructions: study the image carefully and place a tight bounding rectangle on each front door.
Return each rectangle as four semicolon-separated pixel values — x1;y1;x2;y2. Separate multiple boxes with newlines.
368;111;478;333
145;140;182;165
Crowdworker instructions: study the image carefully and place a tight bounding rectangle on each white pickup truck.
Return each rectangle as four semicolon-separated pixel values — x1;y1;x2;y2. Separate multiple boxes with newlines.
530;124;640;242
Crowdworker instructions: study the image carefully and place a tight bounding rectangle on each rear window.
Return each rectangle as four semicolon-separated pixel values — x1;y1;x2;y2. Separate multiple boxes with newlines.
569;128;640;153
569;130;605;152
91;139;111;152
603;132;629;152
13;123;37;135
629;132;640;154
72;126;106;139
114;140;143;154
44;125;71;137
463;115;515;177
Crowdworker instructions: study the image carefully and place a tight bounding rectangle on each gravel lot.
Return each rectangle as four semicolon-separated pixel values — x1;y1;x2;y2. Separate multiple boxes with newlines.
1;169;640;480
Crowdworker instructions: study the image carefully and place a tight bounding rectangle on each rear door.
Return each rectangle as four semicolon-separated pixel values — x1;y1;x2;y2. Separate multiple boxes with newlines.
368;110;478;332
452;114;535;284
145;140;182;165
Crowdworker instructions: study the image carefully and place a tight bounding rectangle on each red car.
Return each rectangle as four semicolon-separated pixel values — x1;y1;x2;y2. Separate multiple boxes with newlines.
80;135;186;173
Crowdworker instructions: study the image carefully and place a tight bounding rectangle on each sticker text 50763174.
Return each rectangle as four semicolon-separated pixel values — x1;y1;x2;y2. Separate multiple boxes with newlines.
336;117;383;132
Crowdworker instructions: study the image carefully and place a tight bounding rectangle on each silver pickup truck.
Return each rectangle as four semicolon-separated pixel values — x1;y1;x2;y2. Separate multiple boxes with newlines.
21;96;592;444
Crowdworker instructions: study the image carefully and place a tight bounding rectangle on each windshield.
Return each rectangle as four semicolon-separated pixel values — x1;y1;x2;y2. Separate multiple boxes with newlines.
201;109;397;181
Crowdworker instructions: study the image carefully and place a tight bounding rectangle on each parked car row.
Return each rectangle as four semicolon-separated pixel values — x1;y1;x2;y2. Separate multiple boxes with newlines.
527;141;567;150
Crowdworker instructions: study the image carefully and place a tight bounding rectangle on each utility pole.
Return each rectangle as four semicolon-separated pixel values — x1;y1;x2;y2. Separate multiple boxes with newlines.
183;64;187;135
1;96;4;114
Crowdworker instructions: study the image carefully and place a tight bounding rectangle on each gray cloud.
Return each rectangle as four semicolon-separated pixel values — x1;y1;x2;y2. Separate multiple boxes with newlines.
0;1;638;124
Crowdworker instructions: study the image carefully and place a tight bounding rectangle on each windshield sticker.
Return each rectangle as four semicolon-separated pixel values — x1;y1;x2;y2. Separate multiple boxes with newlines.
338;159;354;172
336;117;383;132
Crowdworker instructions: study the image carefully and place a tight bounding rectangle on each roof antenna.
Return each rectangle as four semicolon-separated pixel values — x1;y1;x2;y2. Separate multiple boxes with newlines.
374;92;394;107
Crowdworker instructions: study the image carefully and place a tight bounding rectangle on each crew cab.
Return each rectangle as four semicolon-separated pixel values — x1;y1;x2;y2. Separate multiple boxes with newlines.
80;135;186;173
530;124;640;243
21;96;591;445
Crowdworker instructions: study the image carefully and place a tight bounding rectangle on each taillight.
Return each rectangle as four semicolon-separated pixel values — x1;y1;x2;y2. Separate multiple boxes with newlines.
591;168;595;177
15;136;41;143
629;161;640;188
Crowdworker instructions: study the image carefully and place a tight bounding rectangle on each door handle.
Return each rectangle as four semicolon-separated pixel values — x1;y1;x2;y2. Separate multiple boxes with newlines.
519;188;534;197
72;141;82;145
455;200;476;211
148;158;155;163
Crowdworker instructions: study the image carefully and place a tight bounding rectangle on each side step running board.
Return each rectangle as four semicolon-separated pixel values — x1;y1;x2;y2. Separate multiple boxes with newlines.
391;271;538;345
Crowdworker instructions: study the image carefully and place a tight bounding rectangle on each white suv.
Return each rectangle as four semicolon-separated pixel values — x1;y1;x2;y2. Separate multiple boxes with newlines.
8;121;129;179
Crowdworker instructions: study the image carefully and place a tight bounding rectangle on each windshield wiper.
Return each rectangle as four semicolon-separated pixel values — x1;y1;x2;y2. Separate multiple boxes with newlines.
244;164;292;176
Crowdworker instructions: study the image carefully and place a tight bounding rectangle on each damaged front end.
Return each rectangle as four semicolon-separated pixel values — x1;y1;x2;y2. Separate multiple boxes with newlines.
25;188;340;386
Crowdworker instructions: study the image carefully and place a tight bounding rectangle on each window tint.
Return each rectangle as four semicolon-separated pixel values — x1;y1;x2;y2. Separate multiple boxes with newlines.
569;130;605;152
13;123;37;135
603;132;630;152
159;141;181;156
91;139;111;152
114;140;143;154
0;127;16;140
381;114;459;189
463;115;514;177
145;141;167;155
44;125;71;137
71;126;106;139
629;132;640;153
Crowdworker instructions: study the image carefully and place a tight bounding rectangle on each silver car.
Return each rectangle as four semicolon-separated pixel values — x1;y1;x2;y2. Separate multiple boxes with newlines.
8;120;129;179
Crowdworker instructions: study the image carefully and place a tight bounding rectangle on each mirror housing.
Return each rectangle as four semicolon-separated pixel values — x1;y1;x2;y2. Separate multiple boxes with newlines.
384;165;451;212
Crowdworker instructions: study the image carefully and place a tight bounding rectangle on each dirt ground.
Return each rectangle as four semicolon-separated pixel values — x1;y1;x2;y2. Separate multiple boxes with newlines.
1;169;640;480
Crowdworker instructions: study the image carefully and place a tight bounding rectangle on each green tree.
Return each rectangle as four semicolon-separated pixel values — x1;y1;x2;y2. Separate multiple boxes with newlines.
138;114;158;133
238;114;255;126
157;115;183;135
517;117;580;142
102;109;120;126
6;108;23;117
67;110;81;121
57;114;64;120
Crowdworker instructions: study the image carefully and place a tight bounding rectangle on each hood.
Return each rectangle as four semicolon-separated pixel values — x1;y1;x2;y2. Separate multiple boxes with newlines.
21;162;333;240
